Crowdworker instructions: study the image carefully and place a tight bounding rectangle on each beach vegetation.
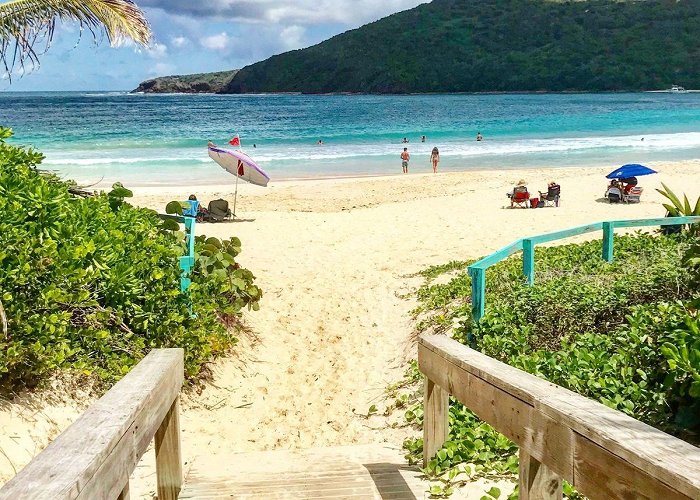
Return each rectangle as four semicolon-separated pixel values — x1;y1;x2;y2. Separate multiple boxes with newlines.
658;183;700;220
0;127;261;391
225;0;700;94
0;0;151;79
392;230;699;495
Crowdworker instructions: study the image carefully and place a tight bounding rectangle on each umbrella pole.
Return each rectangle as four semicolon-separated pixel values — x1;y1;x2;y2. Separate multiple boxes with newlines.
233;173;239;218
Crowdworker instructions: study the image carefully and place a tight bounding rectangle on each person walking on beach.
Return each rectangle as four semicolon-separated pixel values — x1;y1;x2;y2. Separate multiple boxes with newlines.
430;147;440;173
401;147;410;174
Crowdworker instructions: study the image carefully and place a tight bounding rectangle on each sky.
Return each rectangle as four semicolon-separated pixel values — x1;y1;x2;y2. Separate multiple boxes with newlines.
2;0;425;91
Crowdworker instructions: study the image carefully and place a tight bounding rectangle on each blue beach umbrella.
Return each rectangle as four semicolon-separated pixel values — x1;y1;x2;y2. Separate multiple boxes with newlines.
606;164;657;179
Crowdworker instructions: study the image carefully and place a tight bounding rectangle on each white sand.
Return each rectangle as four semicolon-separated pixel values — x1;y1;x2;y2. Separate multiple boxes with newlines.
1;160;699;495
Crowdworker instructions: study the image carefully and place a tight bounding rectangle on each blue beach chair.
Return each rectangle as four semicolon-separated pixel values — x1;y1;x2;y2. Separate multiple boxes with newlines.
183;199;199;218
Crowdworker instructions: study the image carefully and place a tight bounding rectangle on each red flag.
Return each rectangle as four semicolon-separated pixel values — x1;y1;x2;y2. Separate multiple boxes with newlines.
229;135;240;147
237;160;245;176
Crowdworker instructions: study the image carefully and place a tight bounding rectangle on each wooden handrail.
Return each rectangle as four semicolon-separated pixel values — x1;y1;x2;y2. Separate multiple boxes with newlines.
468;215;700;322
0;348;184;500
419;334;700;500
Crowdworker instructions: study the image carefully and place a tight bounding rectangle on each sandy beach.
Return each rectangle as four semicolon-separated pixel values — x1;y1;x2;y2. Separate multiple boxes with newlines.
1;160;699;496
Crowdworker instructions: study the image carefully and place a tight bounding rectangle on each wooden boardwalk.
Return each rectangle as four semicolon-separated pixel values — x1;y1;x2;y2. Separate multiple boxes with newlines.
2;340;698;499
180;445;430;499
179;444;507;499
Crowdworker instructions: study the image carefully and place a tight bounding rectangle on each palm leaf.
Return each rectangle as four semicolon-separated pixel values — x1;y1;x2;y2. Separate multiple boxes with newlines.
657;183;684;212
683;194;692;216
662;203;679;216
694;195;700;216
0;0;151;78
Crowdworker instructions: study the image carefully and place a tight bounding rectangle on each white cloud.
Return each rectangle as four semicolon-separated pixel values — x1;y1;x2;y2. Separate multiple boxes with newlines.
171;36;190;48
150;62;176;76
147;42;169;58
279;25;306;50
141;0;426;27
201;32;231;51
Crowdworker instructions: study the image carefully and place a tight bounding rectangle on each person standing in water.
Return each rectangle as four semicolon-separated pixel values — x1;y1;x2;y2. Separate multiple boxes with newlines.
401;147;410;174
476;132;483;141
430;147;440;173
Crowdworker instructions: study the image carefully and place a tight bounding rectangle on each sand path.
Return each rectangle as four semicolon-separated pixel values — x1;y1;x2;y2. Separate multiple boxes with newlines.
139;161;700;459
1;161;699;495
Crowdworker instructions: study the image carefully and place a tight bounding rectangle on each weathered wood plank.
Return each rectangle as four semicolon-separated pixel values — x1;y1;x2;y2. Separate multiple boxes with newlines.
519;449;562;500
156;396;183;500
0;348;184;500
419;335;558;404
572;432;690;500
423;378;449;467
419;335;700;499
418;342;574;479
117;482;130;500
541;393;700;499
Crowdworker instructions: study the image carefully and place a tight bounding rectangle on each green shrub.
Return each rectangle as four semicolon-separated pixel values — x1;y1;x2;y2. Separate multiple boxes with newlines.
0;127;261;390
400;231;699;494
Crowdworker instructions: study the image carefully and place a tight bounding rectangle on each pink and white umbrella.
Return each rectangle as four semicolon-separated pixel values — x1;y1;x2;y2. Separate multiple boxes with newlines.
208;146;270;187
208;143;270;217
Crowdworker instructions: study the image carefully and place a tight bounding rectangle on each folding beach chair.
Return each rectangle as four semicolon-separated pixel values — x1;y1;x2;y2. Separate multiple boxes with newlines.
183;200;199;217
205;199;232;222
623;186;643;203
539;184;560;207
508;186;530;208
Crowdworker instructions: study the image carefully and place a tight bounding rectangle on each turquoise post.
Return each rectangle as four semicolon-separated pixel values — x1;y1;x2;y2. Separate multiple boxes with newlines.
469;267;486;323
602;221;614;262
180;217;196;293
522;239;535;286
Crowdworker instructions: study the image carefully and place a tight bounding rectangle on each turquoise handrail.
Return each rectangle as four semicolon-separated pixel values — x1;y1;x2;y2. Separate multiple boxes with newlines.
179;216;196;293
468;215;700;323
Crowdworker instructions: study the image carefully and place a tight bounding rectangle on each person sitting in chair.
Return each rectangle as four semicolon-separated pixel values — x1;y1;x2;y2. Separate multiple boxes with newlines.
539;181;561;207
620;176;638;194
507;179;529;208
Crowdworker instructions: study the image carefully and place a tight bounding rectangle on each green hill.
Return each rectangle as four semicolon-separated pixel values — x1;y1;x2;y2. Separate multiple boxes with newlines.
223;0;700;93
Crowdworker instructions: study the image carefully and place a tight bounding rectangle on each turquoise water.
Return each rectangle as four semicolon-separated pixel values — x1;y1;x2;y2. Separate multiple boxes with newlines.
1;92;700;185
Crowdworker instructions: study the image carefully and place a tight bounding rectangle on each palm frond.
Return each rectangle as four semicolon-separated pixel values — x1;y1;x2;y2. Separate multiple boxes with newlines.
0;0;151;79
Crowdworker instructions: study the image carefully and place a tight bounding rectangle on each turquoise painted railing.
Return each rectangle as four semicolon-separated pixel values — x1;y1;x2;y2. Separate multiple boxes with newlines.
179;216;196;293
468;216;700;323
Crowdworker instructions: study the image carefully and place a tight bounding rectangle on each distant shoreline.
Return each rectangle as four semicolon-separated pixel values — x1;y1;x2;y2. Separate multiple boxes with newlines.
63;159;700;189
127;89;700;96
3;89;698;96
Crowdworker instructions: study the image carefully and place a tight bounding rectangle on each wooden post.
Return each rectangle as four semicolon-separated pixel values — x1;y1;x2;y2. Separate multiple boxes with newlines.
523;239;535;286
117;482;130;500
423;378;449;468
519;448;562;500
155;396;182;500
602;222;614;262
469;267;486;323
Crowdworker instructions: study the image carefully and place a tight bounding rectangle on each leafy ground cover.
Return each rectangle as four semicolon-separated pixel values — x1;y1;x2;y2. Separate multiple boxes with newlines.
391;231;699;498
0;127;261;392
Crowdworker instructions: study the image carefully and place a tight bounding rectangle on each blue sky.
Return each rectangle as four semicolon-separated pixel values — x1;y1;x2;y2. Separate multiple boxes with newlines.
3;0;424;91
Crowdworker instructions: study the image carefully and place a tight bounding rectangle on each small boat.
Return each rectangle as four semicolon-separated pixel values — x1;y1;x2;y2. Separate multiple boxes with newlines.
669;84;687;93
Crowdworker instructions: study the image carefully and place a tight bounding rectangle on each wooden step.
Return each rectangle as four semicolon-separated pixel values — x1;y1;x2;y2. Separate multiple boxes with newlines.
180;444;511;499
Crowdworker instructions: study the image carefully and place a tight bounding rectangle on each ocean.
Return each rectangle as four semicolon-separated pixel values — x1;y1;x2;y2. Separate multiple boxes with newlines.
1;92;699;186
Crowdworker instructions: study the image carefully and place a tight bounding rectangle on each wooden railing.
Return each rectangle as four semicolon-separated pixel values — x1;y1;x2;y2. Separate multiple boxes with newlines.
419;335;700;500
0;348;184;500
468;216;700;322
